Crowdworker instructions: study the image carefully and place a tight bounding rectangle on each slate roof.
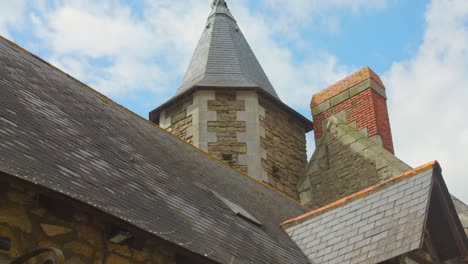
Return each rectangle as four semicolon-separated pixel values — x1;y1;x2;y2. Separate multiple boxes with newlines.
0;37;311;264
284;162;438;264
177;0;279;99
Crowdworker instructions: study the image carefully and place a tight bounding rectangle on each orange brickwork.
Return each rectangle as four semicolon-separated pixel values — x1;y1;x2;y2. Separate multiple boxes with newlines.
311;67;385;107
311;67;394;154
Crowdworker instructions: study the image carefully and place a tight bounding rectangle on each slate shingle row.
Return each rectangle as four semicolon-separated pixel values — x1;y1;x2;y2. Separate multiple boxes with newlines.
286;169;434;264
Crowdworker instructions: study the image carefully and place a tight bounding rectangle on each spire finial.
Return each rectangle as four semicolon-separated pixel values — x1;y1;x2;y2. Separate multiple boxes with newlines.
209;0;234;20
212;0;227;8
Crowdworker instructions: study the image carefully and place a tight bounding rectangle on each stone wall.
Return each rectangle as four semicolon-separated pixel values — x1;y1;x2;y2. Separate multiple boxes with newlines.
0;182;187;264
154;89;308;200
259;96;308;199
311;67;394;154
298;113;411;209
158;95;194;144
207;91;248;173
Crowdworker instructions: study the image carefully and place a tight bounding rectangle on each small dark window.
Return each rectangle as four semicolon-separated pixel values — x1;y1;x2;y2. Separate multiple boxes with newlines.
221;154;232;161
176;254;204;264
272;166;280;180
0;237;11;251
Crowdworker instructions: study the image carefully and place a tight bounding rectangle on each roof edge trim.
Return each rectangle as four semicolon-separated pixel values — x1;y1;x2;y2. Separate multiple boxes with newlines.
281;160;439;229
151;86;313;132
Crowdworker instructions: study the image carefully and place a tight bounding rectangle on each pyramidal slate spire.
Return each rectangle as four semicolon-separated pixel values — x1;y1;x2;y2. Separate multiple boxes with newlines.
177;0;279;99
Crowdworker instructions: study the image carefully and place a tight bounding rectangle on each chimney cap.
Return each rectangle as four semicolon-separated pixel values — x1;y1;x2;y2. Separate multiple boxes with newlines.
311;66;385;107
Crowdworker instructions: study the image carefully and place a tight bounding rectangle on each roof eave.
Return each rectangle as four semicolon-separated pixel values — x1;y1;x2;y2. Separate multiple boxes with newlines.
150;86;313;132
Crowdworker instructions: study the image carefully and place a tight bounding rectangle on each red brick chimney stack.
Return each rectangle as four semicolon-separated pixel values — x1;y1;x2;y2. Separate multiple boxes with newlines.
311;67;395;154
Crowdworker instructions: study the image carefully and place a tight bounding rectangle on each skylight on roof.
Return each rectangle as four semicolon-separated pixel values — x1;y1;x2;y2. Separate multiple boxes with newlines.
213;191;262;227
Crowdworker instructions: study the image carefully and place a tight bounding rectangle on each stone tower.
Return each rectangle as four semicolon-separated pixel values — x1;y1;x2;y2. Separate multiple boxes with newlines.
150;0;312;198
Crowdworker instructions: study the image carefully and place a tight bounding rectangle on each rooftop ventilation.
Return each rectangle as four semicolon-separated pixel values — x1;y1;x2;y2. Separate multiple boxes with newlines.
213;191;262;227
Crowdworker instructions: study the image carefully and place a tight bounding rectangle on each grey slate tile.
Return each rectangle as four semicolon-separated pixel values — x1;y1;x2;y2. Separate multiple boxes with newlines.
0;36;310;264
177;3;279;99
285;169;433;263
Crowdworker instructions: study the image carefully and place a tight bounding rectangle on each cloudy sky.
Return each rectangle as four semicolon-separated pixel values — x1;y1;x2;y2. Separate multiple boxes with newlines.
1;0;467;202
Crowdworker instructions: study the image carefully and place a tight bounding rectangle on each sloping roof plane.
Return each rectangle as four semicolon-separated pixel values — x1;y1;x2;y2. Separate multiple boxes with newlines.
177;0;279;99
0;36;310;264
284;161;468;263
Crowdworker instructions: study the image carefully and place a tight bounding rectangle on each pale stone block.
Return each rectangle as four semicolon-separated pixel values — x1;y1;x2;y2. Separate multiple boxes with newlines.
191;90;216;150
237;132;247;142
312;100;331;116
349;79;371;98
300;191;312;205
330;90;350;108
41;224;73;236
369;135;383;148
371;79;387;98
235;91;266;181
159;111;172;129
238;154;248;165
262;171;269;182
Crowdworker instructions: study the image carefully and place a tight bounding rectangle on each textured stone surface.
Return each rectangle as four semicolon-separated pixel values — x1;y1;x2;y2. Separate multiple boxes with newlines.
259;96;308;198
0;36;310;263
298;114;411;209
312;69;394;154
40;224;73;236
451;196;468;238
0;184;176;264
160;95;194;143
0;207;32;233
207;91;248;172
157;90;308;199
287;169;434;264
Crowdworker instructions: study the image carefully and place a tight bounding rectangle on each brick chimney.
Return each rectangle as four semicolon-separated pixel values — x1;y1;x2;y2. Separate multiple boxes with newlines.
311;67;394;154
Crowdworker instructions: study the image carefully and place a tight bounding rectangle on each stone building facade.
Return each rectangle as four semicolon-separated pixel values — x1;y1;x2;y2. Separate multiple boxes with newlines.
0;183;181;264
259;96;308;198
149;0;311;198
151;89;309;198
1;0;467;263
311;67;394;154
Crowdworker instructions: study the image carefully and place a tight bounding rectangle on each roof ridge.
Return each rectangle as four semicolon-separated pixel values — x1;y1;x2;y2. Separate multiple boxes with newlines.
0;35;306;210
282;160;438;228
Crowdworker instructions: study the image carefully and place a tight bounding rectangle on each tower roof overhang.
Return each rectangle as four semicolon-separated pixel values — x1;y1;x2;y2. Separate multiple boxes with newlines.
150;86;313;132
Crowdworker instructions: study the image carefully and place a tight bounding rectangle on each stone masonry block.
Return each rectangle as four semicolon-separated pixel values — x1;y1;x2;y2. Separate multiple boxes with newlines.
312;100;331;116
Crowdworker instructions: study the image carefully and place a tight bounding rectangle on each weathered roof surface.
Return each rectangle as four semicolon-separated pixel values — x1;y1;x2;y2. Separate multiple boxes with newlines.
0;37;310;264
452;195;468;236
284;162;437;264
177;0;279;99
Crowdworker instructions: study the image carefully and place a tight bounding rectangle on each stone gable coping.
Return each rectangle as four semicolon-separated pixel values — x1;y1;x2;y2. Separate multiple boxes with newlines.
282;160;438;229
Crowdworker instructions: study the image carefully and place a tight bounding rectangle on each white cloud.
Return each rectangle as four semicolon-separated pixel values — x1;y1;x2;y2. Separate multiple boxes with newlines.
27;0;211;97
25;0;360;102
259;0;390;35
0;0;27;38
37;6;156;59
385;0;468;202
229;2;352;109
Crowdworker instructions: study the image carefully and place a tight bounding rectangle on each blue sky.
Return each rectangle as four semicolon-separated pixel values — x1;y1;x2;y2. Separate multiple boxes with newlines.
1;0;467;202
